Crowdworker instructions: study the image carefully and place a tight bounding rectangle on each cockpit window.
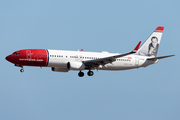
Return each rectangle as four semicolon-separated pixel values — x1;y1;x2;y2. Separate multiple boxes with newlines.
12;52;21;55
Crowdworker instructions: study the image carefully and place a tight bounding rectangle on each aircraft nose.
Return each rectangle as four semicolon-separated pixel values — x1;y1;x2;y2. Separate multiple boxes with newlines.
5;55;13;62
6;55;10;61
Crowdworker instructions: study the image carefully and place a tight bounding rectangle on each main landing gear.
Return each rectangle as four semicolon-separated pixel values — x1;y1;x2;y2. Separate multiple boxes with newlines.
78;71;84;77
78;70;94;77
87;70;94;76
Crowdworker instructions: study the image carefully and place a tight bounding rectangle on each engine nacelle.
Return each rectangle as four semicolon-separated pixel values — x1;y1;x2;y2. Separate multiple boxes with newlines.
51;67;69;72
67;61;85;70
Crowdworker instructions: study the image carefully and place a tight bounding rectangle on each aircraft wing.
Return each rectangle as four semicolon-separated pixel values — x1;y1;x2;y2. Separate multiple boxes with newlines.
83;41;141;68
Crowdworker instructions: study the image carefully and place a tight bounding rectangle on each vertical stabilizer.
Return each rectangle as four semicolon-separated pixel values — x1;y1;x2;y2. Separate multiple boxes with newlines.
136;26;164;57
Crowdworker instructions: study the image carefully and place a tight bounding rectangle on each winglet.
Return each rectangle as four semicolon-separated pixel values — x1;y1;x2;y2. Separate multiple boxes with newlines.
80;49;83;52
133;41;141;52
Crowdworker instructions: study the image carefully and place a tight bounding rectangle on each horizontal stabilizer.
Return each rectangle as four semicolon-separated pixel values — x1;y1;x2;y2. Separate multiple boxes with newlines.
147;55;175;60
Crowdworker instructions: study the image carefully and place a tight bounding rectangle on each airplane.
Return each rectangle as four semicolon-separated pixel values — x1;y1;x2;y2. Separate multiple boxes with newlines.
5;26;174;77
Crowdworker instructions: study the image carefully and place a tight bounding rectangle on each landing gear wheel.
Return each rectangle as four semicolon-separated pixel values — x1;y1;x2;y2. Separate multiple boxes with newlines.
78;71;84;77
87;71;94;76
20;69;24;73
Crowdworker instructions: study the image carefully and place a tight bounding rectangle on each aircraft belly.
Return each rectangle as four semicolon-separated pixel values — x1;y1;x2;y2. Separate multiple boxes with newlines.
99;61;136;70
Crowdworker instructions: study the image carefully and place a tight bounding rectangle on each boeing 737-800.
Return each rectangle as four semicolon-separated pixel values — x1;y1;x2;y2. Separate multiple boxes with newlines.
5;26;174;77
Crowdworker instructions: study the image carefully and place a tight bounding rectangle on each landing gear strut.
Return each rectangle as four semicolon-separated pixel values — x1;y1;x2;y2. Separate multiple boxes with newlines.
78;71;84;77
87;70;94;76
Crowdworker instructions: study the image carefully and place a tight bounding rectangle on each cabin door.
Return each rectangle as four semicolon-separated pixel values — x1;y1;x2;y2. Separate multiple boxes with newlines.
26;50;31;59
135;57;139;66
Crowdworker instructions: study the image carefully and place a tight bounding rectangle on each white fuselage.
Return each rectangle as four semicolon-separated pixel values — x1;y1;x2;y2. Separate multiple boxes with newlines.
47;49;156;71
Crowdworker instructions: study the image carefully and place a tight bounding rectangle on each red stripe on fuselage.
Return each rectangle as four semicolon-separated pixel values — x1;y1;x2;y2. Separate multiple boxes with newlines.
6;49;48;67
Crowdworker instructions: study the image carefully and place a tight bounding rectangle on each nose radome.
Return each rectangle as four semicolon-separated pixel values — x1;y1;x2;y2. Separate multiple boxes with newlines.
5;55;12;62
5;55;10;61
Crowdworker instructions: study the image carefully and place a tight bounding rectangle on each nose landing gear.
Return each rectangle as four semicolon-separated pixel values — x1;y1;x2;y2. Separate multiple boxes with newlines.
14;64;24;73
20;68;24;72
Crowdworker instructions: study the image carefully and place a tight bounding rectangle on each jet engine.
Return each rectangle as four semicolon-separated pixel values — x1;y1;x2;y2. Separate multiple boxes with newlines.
67;61;85;70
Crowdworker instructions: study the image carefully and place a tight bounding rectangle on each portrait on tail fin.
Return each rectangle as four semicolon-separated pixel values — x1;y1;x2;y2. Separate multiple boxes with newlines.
148;37;159;56
136;26;163;57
